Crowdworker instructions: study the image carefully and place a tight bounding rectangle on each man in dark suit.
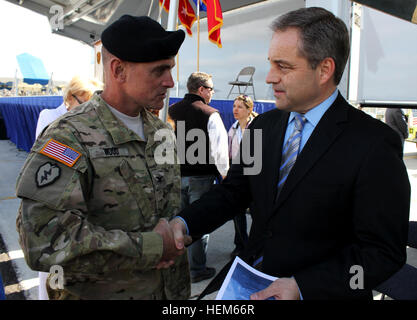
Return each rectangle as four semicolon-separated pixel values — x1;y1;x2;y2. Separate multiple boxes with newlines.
169;7;410;299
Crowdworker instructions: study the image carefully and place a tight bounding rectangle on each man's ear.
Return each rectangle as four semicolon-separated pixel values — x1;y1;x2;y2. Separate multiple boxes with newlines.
109;58;127;82
196;86;204;96
318;57;336;85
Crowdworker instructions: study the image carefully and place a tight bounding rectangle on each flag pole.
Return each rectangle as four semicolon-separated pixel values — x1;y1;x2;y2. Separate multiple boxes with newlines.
148;0;154;16
176;22;180;97
160;0;179;123
158;0;166;23
197;0;200;72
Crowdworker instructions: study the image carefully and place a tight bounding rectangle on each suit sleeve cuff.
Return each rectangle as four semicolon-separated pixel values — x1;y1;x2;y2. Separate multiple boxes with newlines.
175;216;190;235
292;276;303;300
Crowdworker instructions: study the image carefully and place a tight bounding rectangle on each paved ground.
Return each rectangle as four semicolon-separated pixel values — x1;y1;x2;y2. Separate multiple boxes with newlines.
0;139;416;300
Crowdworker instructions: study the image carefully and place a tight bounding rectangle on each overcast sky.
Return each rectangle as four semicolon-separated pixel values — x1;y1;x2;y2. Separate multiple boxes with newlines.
0;0;94;82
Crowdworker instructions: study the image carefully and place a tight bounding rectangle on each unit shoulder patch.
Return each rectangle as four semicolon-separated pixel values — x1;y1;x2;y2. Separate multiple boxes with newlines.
36;162;61;188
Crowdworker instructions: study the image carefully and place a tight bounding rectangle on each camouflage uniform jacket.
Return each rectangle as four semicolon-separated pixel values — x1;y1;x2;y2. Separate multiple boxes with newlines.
16;93;190;299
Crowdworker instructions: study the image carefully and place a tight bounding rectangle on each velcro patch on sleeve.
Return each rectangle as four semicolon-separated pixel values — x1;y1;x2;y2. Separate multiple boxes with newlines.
39;139;81;167
36;162;61;187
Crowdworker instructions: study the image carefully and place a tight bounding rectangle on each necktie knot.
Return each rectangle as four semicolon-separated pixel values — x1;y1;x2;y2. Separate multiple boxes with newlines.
294;114;307;132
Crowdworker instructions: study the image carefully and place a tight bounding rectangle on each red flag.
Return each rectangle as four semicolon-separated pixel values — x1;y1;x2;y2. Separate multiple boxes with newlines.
178;0;196;36
203;0;223;48
159;0;170;12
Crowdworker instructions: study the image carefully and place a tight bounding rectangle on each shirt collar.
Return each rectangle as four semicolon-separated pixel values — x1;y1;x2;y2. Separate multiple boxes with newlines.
288;89;338;127
94;93;154;144
232;115;254;129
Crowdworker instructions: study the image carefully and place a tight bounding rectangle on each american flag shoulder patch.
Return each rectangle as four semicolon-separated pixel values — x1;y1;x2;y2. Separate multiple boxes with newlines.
40;139;81;168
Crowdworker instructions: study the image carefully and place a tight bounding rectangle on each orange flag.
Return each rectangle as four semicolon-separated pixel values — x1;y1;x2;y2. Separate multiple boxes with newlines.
178;0;196;36
159;0;170;12
204;0;223;48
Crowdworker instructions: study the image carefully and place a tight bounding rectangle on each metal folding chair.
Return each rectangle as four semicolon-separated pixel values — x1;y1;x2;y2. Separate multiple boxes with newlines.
227;66;256;100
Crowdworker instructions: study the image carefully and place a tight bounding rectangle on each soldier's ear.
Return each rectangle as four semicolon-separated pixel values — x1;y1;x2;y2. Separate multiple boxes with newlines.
110;58;127;82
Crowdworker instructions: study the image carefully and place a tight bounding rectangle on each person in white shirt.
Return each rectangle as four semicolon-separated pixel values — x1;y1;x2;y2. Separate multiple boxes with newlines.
228;95;257;258
35;75;102;300
35;76;102;138
168;72;229;283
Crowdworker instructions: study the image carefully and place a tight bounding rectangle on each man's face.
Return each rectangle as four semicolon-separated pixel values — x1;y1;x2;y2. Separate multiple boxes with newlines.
266;28;322;113
201;78;214;104
124;58;175;110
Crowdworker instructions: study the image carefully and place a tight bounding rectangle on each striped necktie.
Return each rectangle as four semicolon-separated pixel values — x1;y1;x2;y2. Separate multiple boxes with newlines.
276;114;307;198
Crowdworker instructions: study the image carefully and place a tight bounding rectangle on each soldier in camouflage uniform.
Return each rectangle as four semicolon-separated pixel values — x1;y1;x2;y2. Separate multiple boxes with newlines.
15;15;190;300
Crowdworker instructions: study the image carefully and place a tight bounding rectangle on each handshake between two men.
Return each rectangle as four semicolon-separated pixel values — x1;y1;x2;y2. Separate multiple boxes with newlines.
152;217;301;300
152;217;191;269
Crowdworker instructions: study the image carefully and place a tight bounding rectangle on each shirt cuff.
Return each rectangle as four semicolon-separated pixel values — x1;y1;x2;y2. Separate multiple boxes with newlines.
291;276;303;300
174;216;189;235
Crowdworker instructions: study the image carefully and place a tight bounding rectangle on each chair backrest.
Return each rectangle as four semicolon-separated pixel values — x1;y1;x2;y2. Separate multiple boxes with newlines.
235;67;255;82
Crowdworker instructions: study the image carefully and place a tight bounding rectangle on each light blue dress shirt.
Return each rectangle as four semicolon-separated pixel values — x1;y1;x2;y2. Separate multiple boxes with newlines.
282;89;339;153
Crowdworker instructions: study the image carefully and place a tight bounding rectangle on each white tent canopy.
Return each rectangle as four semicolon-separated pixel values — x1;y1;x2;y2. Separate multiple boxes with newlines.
4;0;266;46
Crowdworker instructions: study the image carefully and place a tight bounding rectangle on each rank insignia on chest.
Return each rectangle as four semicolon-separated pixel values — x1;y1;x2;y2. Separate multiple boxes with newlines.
40;139;81;167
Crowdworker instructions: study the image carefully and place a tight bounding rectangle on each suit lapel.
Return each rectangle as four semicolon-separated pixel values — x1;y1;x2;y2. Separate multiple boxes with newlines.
264;111;289;210
272;94;349;212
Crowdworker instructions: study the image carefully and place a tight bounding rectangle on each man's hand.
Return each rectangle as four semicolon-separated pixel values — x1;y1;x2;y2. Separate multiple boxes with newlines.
169;217;192;250
250;278;301;300
153;218;184;269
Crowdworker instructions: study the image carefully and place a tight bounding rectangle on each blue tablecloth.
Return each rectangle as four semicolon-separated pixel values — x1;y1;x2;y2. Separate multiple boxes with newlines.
0;96;275;153
0;274;5;300
0;96;63;152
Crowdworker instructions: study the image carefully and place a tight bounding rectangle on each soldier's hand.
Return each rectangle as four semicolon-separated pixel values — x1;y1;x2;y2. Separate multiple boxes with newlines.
170;217;192;250
153;218;183;269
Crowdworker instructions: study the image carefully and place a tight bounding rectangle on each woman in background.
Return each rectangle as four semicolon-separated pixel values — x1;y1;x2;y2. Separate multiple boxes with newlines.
228;94;257;257
36;76;102;138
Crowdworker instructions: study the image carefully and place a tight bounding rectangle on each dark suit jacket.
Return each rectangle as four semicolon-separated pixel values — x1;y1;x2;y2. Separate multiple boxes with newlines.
180;93;410;299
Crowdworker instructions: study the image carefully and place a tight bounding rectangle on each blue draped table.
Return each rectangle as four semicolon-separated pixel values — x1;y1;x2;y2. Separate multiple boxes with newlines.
0;274;5;300
0;96;275;152
0;96;63;152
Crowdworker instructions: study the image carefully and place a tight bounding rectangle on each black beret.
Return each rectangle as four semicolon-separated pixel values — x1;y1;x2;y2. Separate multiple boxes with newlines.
101;15;185;62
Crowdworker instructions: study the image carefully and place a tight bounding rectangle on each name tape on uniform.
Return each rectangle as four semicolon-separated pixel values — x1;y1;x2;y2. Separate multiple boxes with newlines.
40;139;81;167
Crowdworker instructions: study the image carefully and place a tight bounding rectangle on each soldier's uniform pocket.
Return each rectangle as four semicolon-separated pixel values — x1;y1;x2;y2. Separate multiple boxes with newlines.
118;160;159;229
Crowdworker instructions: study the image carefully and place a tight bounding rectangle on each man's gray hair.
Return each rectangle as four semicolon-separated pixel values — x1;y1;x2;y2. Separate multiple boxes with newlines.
187;72;212;93
271;7;350;85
